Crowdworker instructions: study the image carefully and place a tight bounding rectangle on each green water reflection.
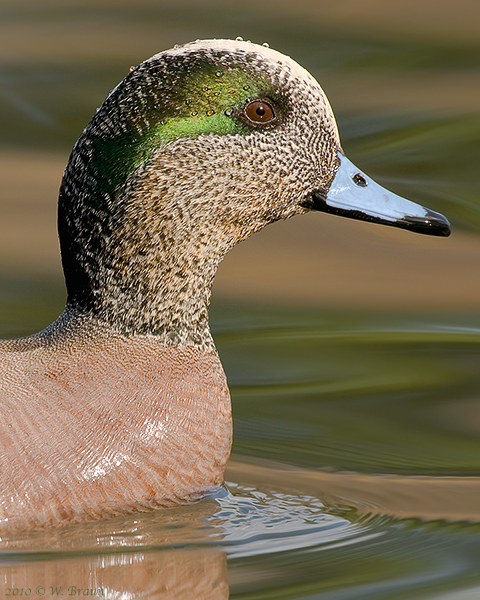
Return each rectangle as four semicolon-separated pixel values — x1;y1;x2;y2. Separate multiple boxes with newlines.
212;305;480;475
228;519;480;599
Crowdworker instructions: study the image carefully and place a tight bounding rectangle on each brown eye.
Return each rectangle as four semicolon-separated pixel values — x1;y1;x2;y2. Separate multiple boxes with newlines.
244;100;275;124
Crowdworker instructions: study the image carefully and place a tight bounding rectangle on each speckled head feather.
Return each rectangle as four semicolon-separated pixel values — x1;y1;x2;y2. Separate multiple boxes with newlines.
59;39;341;344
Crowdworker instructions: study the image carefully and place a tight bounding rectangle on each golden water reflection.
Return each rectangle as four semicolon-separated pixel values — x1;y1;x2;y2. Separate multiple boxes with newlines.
1;550;228;600
0;499;229;599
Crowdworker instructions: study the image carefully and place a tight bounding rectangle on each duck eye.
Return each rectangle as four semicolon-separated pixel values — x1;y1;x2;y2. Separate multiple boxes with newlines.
244;100;275;124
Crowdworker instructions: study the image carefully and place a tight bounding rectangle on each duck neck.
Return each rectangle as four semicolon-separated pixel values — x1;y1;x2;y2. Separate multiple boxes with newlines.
58;160;225;347
61;226;220;346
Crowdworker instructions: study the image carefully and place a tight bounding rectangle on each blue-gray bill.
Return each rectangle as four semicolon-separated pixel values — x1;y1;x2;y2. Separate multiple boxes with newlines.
307;152;451;237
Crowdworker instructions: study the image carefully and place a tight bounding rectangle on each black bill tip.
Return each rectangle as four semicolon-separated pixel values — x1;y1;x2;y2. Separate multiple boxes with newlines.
397;208;451;237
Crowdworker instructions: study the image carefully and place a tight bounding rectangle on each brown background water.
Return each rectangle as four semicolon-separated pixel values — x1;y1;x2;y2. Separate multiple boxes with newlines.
1;1;480;598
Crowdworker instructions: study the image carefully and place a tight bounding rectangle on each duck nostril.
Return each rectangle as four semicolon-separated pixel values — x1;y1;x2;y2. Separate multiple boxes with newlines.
352;173;368;187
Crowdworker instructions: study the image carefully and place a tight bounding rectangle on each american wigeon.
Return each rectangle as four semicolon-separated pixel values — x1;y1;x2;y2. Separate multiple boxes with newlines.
0;40;450;529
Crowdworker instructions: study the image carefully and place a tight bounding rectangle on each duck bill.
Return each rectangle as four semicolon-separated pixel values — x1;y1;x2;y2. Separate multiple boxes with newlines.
307;152;451;237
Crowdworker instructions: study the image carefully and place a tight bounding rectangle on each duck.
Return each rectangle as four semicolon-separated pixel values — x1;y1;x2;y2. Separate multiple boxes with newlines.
0;39;450;530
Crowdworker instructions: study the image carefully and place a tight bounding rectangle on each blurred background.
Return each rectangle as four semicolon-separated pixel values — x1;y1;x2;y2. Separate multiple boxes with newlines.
1;2;480;599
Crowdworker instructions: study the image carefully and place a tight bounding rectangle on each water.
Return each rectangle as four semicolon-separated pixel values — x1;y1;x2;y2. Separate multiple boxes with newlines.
1;1;480;598
216;307;480;476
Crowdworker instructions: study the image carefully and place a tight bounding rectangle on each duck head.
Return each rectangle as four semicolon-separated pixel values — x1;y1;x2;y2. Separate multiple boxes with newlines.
58;39;450;343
